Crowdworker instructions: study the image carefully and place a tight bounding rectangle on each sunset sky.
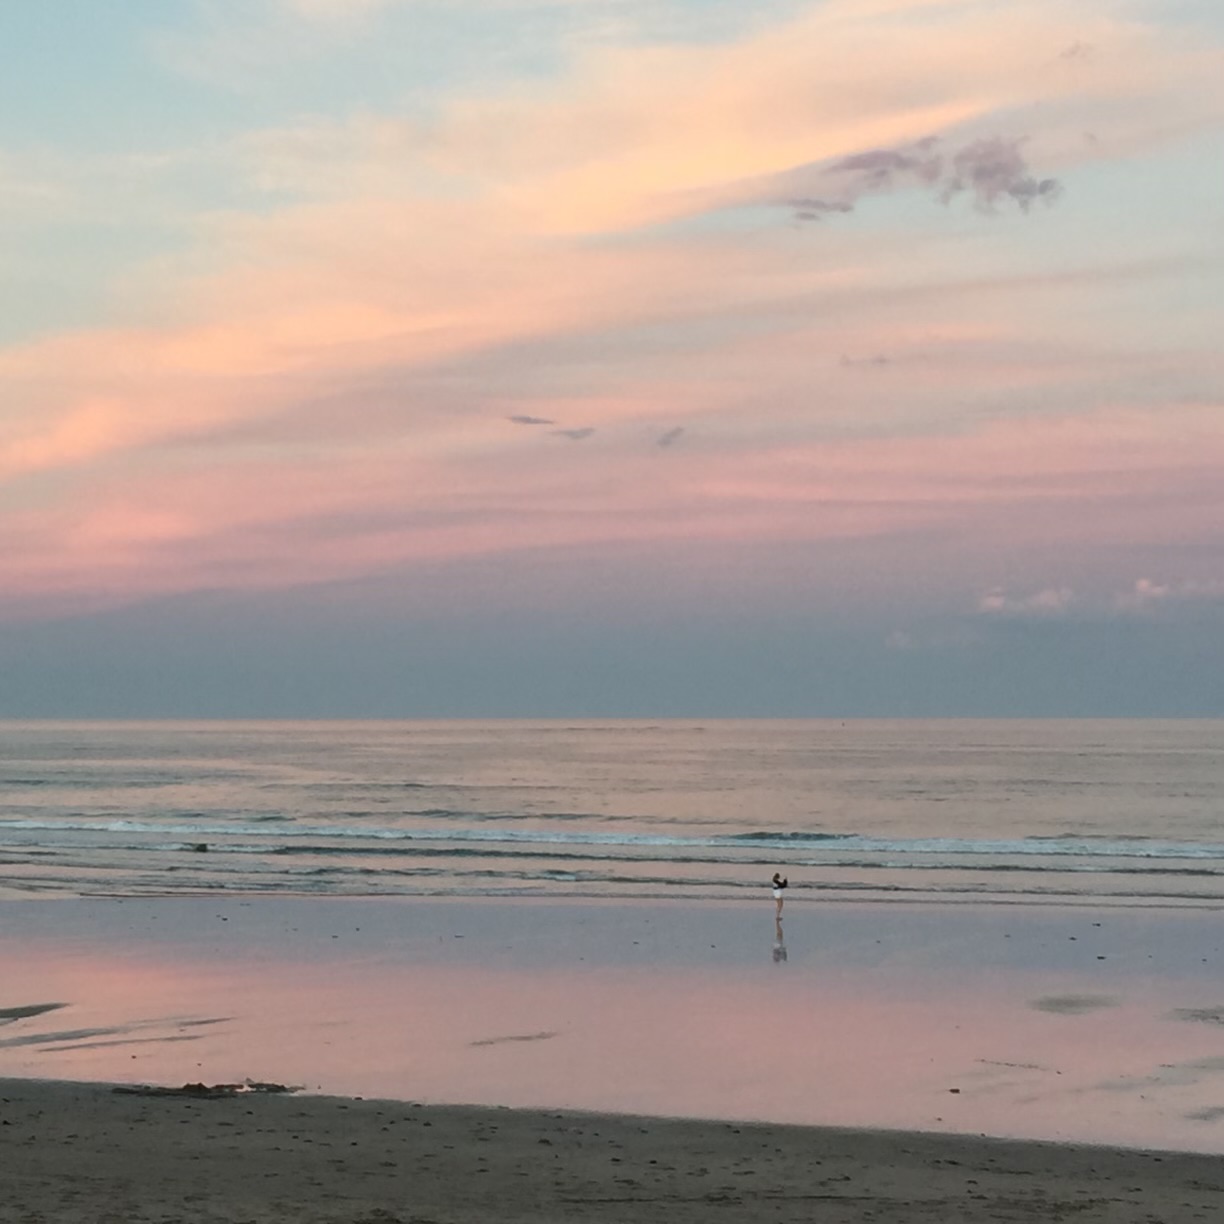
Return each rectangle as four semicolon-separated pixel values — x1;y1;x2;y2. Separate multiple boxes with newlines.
1;0;1221;717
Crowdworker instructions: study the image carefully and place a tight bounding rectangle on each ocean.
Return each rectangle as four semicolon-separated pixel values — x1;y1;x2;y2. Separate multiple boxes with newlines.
1;719;1222;907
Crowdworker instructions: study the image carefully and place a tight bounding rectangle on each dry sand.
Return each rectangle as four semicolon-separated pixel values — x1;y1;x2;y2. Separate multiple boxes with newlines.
3;1077;1224;1224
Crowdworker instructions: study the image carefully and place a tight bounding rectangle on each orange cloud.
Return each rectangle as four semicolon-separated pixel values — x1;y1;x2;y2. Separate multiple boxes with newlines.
428;1;1218;233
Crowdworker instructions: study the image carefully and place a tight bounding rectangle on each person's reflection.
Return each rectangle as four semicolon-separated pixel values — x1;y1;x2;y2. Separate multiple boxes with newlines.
772;915;788;964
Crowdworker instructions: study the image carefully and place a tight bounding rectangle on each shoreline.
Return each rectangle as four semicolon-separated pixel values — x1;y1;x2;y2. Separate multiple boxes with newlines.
5;883;1224;910
4;1076;1224;1223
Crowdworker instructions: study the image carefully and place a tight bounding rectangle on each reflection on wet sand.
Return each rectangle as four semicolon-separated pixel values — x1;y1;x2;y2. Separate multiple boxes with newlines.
0;1011;232;1053
0;1002;67;1025
773;916;787;964
5;897;1224;1152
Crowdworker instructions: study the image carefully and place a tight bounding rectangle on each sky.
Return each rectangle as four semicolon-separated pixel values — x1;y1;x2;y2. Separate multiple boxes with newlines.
1;0;1222;718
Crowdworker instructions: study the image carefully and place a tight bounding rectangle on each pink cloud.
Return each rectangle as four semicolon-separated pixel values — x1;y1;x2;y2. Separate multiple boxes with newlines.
3;392;1220;618
3;0;1221;622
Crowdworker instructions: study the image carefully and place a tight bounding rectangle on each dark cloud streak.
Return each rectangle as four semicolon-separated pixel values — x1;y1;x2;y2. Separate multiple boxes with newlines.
789;197;854;222
831;138;943;190
941;137;1062;212
1059;40;1093;61
786;134;1061;221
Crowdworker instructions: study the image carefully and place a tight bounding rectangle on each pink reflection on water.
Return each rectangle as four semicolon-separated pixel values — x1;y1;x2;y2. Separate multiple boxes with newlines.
6;917;1224;1153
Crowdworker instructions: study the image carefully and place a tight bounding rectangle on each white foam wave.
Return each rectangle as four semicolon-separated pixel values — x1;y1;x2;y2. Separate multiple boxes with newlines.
2;818;1223;860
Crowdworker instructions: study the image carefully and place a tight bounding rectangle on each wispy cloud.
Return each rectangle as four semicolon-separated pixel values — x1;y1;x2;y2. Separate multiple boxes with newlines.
977;576;1224;623
978;586;1077;618
1059;40;1093;62
1113;577;1224;614
789;198;855;221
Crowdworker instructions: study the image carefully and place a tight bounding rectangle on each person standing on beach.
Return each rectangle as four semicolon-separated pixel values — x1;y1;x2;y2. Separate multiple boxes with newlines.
771;871;788;915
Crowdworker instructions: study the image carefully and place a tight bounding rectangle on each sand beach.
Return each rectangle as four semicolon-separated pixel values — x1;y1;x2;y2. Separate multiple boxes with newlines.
5;1075;1224;1224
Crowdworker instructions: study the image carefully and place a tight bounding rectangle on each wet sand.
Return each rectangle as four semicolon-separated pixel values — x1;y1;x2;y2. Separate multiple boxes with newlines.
6;896;1224;1164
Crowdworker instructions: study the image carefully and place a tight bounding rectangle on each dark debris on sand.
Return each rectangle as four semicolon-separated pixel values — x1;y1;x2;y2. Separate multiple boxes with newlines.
113;1079;299;1099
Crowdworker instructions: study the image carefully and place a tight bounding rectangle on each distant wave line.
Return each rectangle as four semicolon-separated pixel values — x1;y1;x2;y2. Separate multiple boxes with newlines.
4;818;1224;861
11;837;1224;876
7;812;1224;861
